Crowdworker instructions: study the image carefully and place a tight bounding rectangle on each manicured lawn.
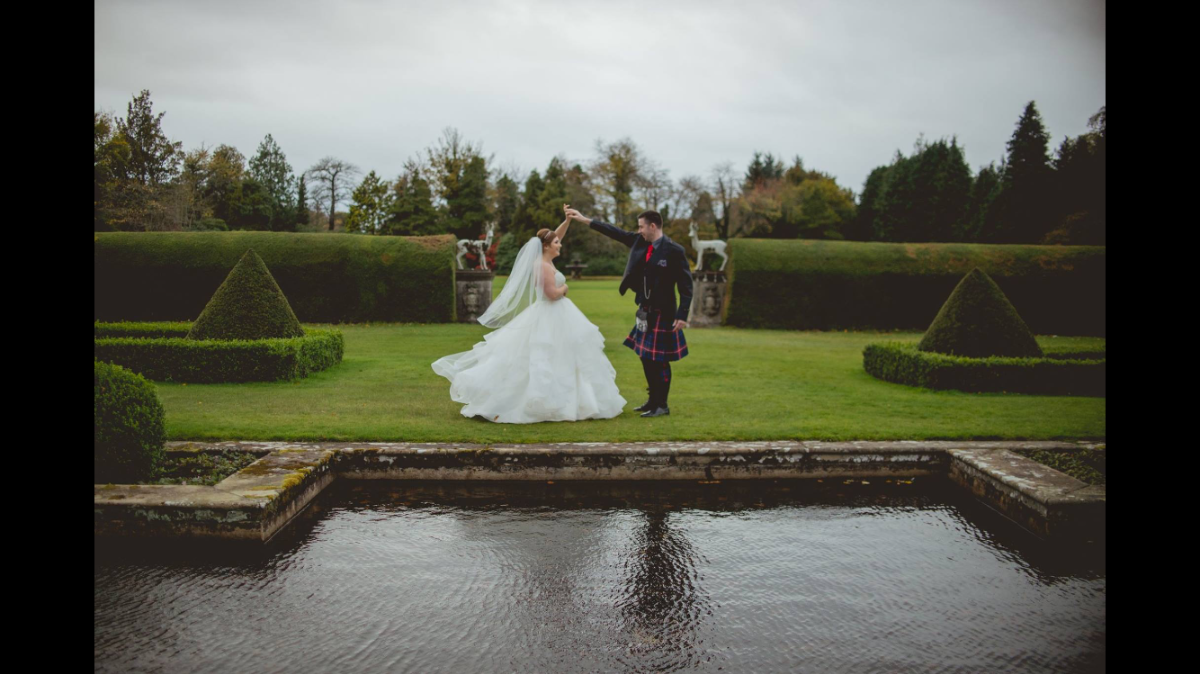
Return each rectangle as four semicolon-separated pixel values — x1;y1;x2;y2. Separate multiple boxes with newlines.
154;277;1105;442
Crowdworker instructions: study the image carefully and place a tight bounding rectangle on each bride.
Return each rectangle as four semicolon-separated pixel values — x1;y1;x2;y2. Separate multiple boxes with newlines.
431;211;627;423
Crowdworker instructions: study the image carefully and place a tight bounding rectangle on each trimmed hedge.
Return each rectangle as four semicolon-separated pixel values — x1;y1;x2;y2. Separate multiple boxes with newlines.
95;321;191;338
862;341;1105;396
94;232;457;323
724;239;1105;335
918;268;1042;358
94;328;344;383
187;248;306;340
95;359;166;483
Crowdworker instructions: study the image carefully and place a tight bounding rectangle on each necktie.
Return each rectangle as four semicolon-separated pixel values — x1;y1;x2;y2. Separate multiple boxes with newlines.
645;243;653;263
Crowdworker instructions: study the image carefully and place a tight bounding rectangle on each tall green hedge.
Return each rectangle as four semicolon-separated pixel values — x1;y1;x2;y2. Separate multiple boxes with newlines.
723;239;1105;335
94;232;457;323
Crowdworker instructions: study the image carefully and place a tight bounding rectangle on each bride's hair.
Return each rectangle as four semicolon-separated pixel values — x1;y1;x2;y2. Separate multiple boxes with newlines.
536;228;557;248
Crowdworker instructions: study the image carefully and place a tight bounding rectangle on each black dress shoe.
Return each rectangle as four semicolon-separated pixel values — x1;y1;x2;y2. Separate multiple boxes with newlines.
640;406;670;418
633;399;654;412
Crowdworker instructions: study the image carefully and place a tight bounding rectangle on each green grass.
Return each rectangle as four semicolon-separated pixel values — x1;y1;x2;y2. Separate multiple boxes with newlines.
152;278;1105;442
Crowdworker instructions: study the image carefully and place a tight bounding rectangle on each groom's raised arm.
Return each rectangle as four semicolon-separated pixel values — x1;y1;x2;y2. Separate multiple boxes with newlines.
587;218;640;248
566;206;639;248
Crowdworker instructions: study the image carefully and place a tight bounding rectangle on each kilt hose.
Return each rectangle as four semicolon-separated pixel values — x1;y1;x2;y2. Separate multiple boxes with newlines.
624;304;687;408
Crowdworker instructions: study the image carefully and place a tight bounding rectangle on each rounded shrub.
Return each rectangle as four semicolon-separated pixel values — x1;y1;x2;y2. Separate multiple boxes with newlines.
94;359;166;483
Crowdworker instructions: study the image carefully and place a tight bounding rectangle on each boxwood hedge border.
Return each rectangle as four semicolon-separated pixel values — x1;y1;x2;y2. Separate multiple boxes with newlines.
94;323;344;383
862;341;1105;396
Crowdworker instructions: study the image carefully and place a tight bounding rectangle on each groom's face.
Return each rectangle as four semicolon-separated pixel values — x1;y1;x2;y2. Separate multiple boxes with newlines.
637;217;658;242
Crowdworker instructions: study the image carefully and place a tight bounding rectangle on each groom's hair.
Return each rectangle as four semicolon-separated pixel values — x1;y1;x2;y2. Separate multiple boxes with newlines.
637;210;663;228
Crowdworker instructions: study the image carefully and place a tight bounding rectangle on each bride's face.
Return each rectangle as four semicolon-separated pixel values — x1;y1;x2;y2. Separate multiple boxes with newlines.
545;236;561;258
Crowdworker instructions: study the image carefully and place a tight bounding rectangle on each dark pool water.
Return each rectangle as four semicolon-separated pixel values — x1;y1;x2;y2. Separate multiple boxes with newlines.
94;479;1105;673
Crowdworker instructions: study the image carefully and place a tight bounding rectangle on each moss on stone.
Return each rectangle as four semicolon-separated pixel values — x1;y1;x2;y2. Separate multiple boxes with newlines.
918;267;1043;358
186;248;305;341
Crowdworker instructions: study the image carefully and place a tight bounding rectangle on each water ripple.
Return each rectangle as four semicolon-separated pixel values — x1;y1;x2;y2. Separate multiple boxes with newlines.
96;480;1105;673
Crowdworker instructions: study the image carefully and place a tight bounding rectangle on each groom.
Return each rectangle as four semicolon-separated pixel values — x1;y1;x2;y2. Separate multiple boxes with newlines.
564;206;692;417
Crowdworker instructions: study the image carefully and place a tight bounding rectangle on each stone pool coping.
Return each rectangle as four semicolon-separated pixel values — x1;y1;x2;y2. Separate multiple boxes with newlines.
94;440;1105;543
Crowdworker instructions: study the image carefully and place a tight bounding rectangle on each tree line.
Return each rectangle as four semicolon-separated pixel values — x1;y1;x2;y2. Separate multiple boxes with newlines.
95;90;1105;256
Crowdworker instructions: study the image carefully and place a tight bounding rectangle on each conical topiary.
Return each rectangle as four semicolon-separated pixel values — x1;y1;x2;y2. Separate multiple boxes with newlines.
917;267;1043;358
186;249;305;340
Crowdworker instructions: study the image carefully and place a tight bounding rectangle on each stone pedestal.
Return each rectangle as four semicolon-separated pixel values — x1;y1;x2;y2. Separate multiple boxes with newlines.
456;270;494;323
689;271;727;327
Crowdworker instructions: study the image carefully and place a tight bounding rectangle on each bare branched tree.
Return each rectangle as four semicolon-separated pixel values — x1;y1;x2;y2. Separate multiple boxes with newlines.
635;162;672;214
306;157;360;231
710;161;739;239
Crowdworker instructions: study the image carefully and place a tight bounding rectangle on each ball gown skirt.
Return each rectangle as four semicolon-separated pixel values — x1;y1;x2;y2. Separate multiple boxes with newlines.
432;278;627;423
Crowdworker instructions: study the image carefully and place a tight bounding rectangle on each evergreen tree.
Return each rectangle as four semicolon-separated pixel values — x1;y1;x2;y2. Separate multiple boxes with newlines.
783;155;827;186
873;150;915;241
443;154;490;239
743;151;767;190
295;174;308;229
1045;105;1105;244
116;89;183;187
915;137;971;242
534;158;569;231
346;170;393;234
851;166;888;241
963;163;1001;242
234;177;273;231
565;163;597;219
386;166;441;235
248;133;296;231
492;173;520;233
865;136;971;242
425;128;491;239
1001;101;1055;242
979;158;1010;243
509;169;544;237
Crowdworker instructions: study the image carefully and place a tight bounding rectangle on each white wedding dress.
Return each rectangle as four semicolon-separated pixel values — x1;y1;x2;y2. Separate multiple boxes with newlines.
432;246;627;424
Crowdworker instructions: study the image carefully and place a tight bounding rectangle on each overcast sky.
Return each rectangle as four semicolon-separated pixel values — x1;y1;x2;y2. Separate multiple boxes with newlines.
94;0;1105;201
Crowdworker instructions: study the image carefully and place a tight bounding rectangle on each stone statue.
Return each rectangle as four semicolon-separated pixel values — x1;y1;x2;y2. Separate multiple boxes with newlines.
456;223;496;271
688;222;728;271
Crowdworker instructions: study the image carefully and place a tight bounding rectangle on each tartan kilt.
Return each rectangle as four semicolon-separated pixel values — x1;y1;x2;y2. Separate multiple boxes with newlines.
624;305;688;362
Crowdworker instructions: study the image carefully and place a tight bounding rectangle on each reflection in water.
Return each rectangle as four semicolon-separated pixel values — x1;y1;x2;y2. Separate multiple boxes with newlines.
617;508;718;671
95;479;1105;674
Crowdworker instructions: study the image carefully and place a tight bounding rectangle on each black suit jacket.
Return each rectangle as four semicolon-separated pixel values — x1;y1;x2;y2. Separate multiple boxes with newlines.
589;218;694;322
